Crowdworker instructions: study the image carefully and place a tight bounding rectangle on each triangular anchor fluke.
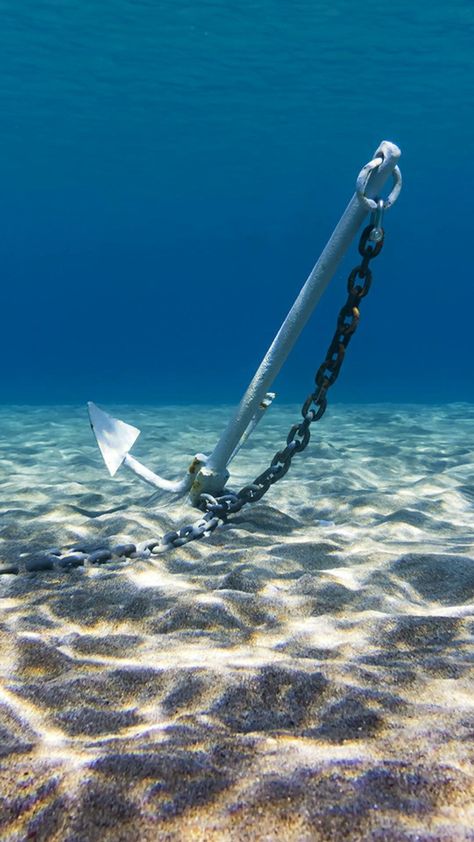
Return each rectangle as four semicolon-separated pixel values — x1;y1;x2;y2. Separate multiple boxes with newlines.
87;402;140;476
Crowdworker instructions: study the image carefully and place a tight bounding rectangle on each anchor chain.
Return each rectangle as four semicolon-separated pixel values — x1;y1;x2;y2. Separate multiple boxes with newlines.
160;213;386;550
15;204;391;574
12;164;402;577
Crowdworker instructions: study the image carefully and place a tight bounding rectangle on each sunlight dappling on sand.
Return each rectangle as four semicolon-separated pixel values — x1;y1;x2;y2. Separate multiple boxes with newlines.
0;403;473;839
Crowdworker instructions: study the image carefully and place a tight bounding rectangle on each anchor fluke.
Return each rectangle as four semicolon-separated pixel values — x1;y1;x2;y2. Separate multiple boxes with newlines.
88;402;141;476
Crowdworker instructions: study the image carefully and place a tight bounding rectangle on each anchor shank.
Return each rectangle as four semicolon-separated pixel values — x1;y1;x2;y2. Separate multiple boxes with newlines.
204;141;401;484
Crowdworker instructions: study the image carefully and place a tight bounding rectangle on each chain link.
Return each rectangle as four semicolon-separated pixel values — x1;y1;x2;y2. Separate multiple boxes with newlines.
160;220;385;550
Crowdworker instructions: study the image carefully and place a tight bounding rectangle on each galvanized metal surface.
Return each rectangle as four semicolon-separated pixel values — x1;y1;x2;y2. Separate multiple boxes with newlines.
194;140;401;500
162;214;389;549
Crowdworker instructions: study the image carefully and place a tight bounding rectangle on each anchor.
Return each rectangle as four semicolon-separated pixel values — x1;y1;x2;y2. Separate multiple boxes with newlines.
89;141;402;533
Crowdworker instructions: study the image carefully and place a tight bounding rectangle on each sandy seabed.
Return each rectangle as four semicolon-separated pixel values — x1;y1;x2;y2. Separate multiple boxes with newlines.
0;402;473;841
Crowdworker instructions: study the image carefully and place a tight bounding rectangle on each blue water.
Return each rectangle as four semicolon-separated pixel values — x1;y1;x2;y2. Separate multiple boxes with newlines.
1;1;472;405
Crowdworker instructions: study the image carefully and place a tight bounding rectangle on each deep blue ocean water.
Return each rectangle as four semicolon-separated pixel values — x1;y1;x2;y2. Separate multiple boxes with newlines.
1;0;472;406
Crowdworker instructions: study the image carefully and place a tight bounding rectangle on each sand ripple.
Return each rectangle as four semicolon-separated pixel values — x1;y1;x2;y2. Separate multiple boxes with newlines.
0;403;473;840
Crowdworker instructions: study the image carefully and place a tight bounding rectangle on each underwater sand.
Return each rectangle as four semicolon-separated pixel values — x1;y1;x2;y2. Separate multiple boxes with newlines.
0;403;473;841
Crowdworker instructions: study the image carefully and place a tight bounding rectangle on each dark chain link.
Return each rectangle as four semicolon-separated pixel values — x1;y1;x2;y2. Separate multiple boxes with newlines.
161;222;385;550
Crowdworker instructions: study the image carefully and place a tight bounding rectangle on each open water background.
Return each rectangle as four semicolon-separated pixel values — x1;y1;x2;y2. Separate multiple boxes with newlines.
1;0;473;406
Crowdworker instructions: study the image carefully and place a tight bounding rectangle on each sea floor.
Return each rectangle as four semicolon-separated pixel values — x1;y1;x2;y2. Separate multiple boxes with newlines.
0;402;473;841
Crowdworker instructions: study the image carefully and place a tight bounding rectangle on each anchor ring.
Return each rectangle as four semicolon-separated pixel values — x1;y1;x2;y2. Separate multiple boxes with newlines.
356;157;402;211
